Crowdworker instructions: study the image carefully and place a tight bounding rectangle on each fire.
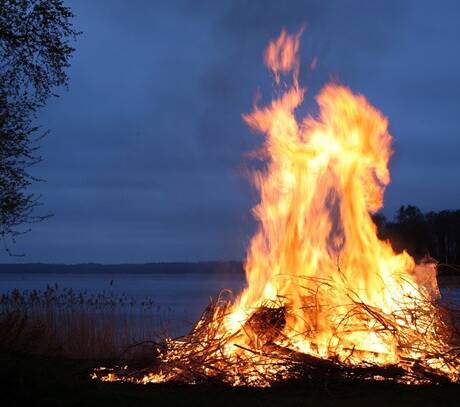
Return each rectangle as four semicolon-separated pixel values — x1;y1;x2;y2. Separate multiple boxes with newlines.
234;30;414;363
95;30;460;386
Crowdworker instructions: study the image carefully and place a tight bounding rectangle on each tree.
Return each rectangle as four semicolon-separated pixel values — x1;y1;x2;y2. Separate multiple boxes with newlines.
0;0;79;251
395;205;424;225
379;205;428;260
371;213;387;239
426;210;460;264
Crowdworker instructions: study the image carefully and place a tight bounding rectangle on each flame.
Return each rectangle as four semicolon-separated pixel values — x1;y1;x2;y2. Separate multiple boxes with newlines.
234;29;411;360
219;29;455;375
96;30;460;386
264;28;302;84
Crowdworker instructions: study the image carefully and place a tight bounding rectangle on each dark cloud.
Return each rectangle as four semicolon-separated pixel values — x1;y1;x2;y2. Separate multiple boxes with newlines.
1;0;459;263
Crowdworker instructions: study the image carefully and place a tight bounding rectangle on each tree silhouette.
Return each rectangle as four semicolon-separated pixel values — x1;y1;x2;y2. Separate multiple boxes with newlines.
374;206;460;273
0;0;79;251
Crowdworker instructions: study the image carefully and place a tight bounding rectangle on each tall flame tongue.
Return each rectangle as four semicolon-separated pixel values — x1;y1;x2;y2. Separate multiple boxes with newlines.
232;29;415;361
95;30;460;387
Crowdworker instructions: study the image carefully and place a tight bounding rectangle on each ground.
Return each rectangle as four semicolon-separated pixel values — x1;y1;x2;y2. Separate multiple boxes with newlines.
2;352;460;407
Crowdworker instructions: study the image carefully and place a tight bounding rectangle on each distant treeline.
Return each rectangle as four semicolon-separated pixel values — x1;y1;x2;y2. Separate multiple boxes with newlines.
2;206;460;275
374;205;460;271
0;262;244;275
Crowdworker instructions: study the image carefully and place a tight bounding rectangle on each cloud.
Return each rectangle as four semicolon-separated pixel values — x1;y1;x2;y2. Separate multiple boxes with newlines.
2;0;459;263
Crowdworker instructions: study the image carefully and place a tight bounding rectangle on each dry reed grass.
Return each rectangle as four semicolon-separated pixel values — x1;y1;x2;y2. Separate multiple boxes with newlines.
93;281;460;387
0;285;170;360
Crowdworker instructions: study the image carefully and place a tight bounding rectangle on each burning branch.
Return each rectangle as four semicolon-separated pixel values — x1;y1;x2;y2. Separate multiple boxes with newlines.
94;29;460;387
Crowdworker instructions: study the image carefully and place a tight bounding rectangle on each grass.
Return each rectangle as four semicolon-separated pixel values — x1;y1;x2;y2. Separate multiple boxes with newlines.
0;285;172;360
1;281;460;405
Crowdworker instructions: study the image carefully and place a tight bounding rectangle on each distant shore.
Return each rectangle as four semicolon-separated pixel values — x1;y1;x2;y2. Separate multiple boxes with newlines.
0;261;244;274
1;261;459;279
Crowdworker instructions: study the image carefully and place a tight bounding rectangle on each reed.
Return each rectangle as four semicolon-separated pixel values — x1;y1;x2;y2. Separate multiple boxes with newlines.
0;285;171;360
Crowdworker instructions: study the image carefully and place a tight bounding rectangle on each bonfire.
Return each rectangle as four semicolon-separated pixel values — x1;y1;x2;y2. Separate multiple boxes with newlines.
93;30;460;387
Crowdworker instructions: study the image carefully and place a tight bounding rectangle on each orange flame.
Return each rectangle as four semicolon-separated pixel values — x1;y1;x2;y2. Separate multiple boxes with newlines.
96;29;459;387
264;28;302;83
224;29;453;373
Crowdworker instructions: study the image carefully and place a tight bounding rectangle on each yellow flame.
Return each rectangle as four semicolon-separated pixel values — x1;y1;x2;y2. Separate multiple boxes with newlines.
223;29;449;370
96;29;459;386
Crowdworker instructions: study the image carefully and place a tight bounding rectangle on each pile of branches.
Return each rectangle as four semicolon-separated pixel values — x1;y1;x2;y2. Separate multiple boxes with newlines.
93;285;460;387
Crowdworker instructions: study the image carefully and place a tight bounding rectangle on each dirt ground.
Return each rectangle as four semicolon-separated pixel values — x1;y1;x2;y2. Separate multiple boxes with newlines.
2;351;460;407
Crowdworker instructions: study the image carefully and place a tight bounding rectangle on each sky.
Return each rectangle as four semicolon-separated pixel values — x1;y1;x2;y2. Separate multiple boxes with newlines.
1;0;460;264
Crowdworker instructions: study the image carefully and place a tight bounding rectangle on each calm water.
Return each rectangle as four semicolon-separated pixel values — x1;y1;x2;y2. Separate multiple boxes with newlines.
0;271;246;335
1;271;459;336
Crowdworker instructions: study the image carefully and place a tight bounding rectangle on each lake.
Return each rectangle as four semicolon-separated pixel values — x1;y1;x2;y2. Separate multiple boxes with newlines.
0;267;459;338
0;269;246;337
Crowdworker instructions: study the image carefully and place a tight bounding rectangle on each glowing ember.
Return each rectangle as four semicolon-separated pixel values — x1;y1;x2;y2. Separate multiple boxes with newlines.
95;30;460;386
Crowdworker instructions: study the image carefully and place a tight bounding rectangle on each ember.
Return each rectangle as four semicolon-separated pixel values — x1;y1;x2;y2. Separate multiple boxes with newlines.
93;29;460;387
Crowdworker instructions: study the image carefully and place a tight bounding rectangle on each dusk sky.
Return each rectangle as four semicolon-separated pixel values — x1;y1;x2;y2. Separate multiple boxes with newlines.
2;0;459;264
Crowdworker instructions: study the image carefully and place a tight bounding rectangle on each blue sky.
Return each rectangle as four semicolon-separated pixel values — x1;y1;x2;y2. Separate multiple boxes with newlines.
2;0;460;263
